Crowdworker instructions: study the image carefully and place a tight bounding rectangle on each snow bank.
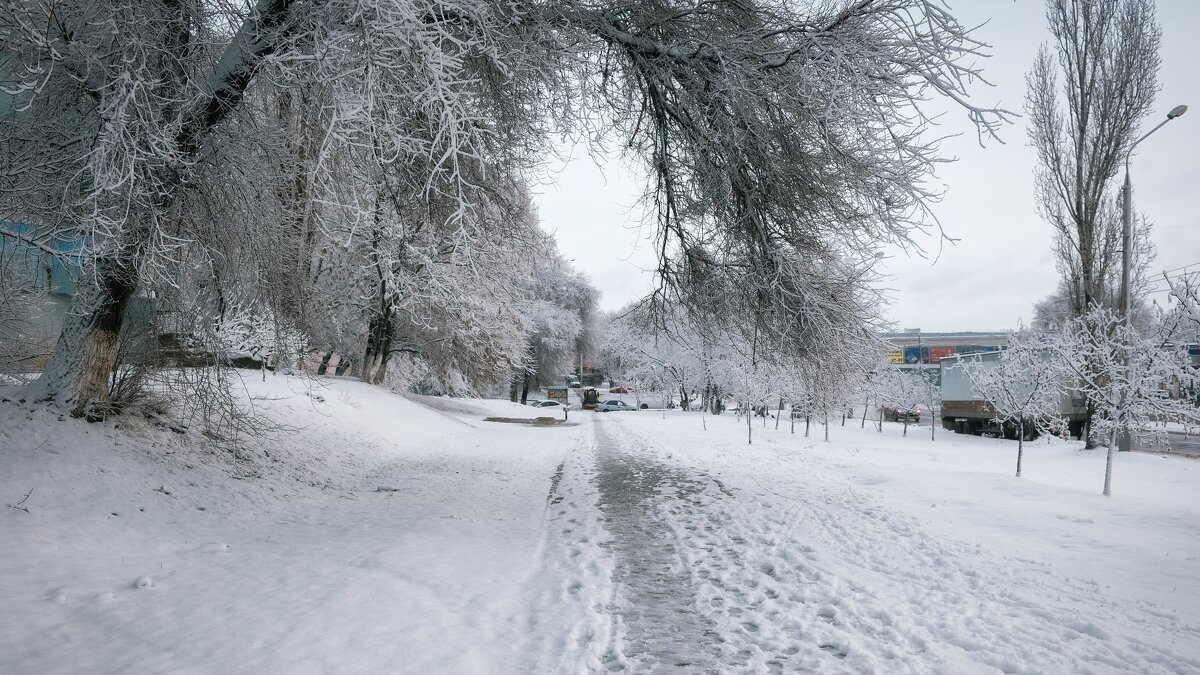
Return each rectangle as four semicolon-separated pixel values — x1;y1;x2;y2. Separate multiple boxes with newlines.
0;374;578;674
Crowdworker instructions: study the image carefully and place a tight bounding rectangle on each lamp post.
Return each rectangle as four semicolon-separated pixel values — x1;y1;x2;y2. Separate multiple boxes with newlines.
1116;104;1187;451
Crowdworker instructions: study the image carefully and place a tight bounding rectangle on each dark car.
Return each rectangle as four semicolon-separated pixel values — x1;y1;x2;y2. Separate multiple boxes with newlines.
609;386;633;394
882;406;919;423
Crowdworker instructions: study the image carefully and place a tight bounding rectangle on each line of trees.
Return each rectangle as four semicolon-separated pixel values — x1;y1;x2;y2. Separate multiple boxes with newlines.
957;297;1199;494
598;299;880;444
0;0;1006;423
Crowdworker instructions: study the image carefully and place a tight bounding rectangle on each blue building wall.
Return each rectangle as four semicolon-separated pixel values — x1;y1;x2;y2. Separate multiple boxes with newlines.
0;222;81;296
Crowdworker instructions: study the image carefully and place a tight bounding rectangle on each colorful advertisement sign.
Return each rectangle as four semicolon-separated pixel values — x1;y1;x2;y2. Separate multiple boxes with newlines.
929;347;955;363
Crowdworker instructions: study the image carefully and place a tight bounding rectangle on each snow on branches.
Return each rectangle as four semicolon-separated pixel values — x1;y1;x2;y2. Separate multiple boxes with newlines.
1058;308;1199;495
959;334;1070;477
1;0;1011;417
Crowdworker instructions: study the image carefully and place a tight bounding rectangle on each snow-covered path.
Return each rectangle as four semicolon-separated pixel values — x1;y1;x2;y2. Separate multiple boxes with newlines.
544;413;1200;674
592;422;721;672
4;380;1199;673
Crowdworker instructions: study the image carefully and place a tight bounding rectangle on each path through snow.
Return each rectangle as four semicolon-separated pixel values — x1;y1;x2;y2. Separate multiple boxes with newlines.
541;414;1200;673
592;423;722;672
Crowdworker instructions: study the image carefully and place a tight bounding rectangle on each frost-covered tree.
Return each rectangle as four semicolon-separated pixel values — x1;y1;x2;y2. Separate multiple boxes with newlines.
511;256;597;402
1058;308;1200;496
875;368;926;437
1031;218;1157;333
2;0;1008;419
1160;271;1200;344
960;335;1070;477
1026;0;1161;318
795;358;863;442
923;368;942;442
598;303;706;410
1025;0;1162;447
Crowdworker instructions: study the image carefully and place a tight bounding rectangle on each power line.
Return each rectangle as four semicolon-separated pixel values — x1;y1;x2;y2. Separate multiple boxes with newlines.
1158;262;1200;276
1144;268;1198;291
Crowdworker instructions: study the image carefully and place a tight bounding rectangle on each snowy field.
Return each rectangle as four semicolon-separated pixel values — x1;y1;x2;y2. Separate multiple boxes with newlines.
2;375;1199;673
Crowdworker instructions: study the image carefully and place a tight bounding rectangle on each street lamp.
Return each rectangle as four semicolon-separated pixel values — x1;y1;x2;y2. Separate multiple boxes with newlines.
1117;104;1186;451
1120;104;1187;319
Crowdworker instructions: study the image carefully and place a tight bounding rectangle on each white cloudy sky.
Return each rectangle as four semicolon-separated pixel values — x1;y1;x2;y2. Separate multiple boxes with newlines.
534;0;1200;332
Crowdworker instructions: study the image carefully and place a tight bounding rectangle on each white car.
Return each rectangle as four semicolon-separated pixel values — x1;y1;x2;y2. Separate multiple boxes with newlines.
596;399;636;412
533;400;567;410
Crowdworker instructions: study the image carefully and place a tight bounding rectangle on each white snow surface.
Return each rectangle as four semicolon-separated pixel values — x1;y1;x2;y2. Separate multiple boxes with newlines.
1;375;1198;673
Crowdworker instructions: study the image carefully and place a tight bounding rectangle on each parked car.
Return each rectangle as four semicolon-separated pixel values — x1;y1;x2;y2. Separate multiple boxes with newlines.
525;399;544;406
533;400;567;410
609;386;633;394
596;399;636;412
881;406;919;423
568;380;582;388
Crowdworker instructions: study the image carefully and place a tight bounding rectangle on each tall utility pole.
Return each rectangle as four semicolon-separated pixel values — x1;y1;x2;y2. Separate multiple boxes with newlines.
1117;104;1187;450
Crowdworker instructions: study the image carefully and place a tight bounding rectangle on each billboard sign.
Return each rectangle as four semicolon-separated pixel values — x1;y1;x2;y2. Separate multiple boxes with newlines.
929;347;955;363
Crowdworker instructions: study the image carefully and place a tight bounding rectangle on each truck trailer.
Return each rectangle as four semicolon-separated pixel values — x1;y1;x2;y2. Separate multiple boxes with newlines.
939;351;1087;440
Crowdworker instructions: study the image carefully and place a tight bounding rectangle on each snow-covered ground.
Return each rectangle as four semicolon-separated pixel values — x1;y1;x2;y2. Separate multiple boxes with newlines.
2;375;1198;673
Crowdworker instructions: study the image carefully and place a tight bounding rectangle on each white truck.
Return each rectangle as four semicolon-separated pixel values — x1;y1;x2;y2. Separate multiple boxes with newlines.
939;351;1087;439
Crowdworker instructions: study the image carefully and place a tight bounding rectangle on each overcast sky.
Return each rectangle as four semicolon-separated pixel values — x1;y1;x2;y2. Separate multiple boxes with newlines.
534;0;1200;332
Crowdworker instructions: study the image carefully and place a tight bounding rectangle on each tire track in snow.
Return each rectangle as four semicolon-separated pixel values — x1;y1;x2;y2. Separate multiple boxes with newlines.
603;416;1200;674
599;419;822;673
591;421;722;673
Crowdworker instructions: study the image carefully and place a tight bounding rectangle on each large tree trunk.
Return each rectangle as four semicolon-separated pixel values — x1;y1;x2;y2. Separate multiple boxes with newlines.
316;350;333;376
362;303;394;385
1084;401;1098;449
29;260;138;419
24;0;294;414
